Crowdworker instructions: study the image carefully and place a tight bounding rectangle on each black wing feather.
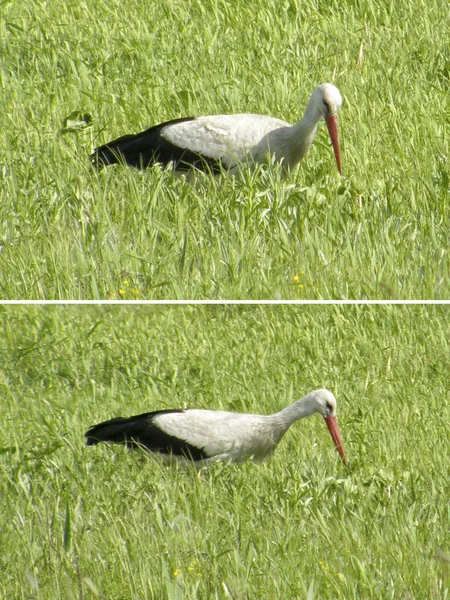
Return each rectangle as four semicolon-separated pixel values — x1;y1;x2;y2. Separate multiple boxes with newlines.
90;116;223;173
85;409;208;461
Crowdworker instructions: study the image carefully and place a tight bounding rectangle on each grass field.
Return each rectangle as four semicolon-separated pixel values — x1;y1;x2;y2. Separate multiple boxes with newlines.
1;305;449;598
1;0;449;299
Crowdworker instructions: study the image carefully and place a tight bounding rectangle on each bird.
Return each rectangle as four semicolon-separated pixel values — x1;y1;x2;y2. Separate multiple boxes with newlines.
90;83;342;175
85;389;347;467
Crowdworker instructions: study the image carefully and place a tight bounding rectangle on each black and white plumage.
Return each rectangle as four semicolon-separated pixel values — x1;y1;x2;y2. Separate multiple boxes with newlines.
90;84;342;175
85;389;347;466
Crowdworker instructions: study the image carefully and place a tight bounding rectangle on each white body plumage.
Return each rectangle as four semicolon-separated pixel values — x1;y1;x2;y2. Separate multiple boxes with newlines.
153;409;286;463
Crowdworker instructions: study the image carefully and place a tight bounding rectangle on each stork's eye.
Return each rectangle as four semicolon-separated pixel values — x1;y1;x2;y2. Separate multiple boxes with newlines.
326;402;333;414
323;100;331;116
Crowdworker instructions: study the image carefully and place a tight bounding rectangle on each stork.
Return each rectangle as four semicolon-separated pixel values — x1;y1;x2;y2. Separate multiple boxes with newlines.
85;389;347;466
90;83;342;175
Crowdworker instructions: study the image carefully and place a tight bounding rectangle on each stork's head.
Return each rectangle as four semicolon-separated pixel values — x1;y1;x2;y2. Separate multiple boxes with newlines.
315;83;343;119
310;388;338;418
306;83;343;174
309;389;347;466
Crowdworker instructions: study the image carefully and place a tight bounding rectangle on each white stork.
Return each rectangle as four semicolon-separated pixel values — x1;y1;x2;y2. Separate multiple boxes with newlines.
85;389;347;466
90;83;342;175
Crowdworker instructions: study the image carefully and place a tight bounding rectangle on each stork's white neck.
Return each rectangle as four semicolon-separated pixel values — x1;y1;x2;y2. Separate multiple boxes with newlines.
273;393;321;430
277;104;323;169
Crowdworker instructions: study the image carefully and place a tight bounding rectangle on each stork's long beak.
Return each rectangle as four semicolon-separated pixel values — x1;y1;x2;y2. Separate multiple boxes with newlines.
325;115;342;175
325;415;347;466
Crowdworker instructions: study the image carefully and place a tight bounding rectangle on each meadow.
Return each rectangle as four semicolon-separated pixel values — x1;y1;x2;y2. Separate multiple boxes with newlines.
1;305;449;598
1;0;449;299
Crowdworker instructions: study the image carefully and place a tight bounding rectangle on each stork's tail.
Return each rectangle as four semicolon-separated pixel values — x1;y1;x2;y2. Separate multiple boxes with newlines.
89;134;136;169
85;409;183;448
85;415;148;446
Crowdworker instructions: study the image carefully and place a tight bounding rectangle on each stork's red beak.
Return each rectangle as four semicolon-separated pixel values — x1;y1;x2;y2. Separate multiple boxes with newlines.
325;115;342;175
325;415;347;466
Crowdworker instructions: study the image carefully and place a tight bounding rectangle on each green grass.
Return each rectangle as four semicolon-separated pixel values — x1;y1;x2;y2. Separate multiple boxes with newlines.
1;0;449;299
1;305;449;598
